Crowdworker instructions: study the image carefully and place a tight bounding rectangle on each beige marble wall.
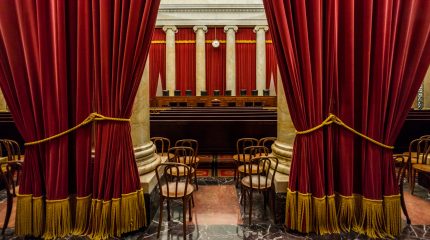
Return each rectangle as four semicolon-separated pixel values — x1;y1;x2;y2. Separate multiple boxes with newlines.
163;25;177;96
224;26;238;96
423;67;430;109
0;89;6;111
194;25;208;96
254;26;268;96
131;58;159;176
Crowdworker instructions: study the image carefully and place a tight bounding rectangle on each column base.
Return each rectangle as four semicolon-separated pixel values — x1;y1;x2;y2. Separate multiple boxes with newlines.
135;141;160;175
270;140;293;194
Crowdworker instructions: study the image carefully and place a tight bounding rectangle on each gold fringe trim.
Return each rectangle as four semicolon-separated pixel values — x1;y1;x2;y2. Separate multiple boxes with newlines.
286;189;401;238
313;195;340;235
86;189;146;240
73;194;92;235
151;40;273;44
43;198;72;240
15;194;44;237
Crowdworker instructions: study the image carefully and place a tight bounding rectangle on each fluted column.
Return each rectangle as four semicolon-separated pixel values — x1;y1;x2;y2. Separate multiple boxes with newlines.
163;25;177;96
0;89;6;111
254;26;269;96
194;26;208;96
224;26;238;96
423;67;430;109
271;68;295;193
131;57;160;177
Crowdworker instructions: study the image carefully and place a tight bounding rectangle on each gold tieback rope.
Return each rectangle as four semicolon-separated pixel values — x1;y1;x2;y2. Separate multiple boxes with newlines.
25;112;130;146
295;114;394;149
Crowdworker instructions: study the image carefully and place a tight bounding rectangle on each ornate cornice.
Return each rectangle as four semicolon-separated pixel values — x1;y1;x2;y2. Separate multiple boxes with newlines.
159;4;265;13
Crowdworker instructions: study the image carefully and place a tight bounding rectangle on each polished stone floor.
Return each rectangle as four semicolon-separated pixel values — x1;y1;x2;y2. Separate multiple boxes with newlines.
1;166;430;239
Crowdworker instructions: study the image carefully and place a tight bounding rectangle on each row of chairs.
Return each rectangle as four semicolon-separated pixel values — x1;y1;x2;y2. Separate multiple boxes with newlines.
0;139;23;235
233;137;278;224
162;89;272;97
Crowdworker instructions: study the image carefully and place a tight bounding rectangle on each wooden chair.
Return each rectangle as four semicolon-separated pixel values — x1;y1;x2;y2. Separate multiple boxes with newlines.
393;155;411;224
258;137;277;154
166;146;198;190
409;138;430;194
155;162;194;239
233;138;258;183
240;156;278;224
151;137;173;162
0;139;23;235
175;139;200;190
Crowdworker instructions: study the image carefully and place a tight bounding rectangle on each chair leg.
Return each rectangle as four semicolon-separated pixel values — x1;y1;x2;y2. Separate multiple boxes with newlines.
2;194;12;235
271;189;276;223
167;199;171;221
410;169;416;195
191;195;195;207
400;183;411;224
263;191;267;210
194;170;199;190
188;197;192;221
183;198;187;239
249;190;253;225
157;197;164;238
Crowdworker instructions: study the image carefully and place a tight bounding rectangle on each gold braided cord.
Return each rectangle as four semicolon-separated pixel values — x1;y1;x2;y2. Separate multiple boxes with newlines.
295;114;394;149
25;112;130;146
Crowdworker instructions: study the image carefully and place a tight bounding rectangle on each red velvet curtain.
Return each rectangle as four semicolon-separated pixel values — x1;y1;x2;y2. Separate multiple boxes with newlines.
175;28;196;95
0;0;160;238
236;28;256;95
265;32;277;92
206;28;226;94
149;28;166;99
264;0;430;238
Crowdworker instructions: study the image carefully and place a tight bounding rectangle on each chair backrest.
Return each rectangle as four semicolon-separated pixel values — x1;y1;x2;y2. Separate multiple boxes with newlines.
167;146;196;165
175;139;198;157
225;90;232;96
251;90;258;96
155;162;193;198
245;156;278;189
0;139;21;161
407;138;430;165
151;137;171;157
185;90;192;96
393;155;407;186
240;89;247;96
236;138;258;156
162;90;170;96
258;137;277;153
243;145;269;160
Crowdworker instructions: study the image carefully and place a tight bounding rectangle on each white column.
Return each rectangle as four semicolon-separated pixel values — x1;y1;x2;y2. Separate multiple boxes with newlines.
193;25;208;96
131;58;159;177
224;25;238;96
0;89;6;111
163;25;177;96
271;67;295;193
423;66;430;109
254;26;269;96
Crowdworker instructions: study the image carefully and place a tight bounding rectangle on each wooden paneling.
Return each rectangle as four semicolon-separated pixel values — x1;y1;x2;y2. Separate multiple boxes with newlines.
151;96;277;107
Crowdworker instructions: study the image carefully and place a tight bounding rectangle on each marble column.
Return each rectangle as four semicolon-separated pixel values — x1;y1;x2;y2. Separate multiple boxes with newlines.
423;66;430;109
0;89;6;111
271;68;295;193
163;25;177;96
254;26;269;96
131;57;161;191
224;25;238;96
194;26;208;96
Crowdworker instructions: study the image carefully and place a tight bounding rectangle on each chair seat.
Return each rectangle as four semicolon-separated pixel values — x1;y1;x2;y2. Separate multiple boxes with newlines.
412;164;430;172
402;152;430;163
161;182;194;198
237;164;260;174
178;156;199;164
233;154;252;162
241;175;271;189
166;166;195;176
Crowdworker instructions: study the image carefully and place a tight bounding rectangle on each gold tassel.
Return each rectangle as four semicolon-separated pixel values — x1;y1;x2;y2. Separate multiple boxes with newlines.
111;198;121;237
15;194;33;236
297;192;312;233
384;195;401;238
32;197;44;237
73;195;92;235
138;189;147;227
336;195;355;232
313;195;339;235
354;198;386;238
120;189;146;234
285;189;297;230
43;198;72;239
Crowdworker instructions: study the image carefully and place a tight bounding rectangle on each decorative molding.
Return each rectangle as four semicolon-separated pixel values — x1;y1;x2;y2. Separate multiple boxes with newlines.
159;4;265;13
151;39;273;44
162;25;178;33
253;25;269;33
193;25;208;33
224;25;238;33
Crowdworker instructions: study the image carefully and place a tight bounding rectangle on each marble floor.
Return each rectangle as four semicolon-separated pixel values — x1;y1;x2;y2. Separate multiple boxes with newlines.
1;169;430;239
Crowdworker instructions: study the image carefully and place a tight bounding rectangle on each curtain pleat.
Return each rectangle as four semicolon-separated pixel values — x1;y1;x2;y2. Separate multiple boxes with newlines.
149;28;166;99
206;28;226;95
175;28;196;95
236;28;256;95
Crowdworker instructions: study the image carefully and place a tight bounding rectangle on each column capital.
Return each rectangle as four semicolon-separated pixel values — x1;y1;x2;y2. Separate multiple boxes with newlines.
253;25;269;33
224;25;238;33
162;25;178;33
193;25;208;33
